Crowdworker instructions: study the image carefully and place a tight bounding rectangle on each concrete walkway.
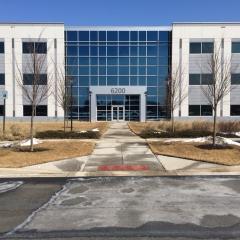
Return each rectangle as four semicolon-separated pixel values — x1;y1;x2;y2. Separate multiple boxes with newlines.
82;122;164;171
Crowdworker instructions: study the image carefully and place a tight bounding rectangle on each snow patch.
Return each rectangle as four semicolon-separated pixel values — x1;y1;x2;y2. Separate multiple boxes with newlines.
19;138;42;147
91;128;99;132
79;130;87;133
0;181;23;194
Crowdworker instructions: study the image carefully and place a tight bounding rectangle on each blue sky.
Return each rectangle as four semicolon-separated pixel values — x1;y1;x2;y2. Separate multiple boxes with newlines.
1;0;240;26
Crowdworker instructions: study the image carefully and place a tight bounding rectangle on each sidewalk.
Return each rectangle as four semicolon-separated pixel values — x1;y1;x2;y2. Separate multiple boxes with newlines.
0;122;240;178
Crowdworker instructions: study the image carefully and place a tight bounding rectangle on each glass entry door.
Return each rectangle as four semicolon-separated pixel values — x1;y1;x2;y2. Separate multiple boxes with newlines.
111;105;125;121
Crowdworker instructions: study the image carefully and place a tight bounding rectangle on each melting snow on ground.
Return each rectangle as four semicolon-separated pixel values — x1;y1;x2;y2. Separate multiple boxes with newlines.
0;181;23;194
91;128;99;132
19;138;43;147
165;136;240;146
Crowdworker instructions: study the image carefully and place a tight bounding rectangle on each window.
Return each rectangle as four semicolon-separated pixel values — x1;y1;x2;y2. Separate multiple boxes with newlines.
79;46;89;56
190;42;213;54
201;74;213;85
119;31;129;41
189;105;212;116
67;31;77;41
23;105;47;116
79;31;89;41
22;42;47;54
189;74;200;85
232;42;240;53
147;31;158;41
0;74;5;85
90;31;98;41
0;105;3;116
202;42;213;53
23;74;47;85
190;43;201;54
159;31;169;42
231;74;240;84
0;42;4;53
231;105;240;116
107;31;118;41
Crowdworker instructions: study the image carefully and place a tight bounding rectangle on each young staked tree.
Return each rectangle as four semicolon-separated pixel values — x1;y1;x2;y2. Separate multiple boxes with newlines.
201;46;232;147
16;39;52;151
55;66;72;132
167;65;187;133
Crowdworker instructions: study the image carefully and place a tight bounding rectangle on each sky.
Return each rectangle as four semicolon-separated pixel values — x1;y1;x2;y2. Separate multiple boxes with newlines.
1;0;240;26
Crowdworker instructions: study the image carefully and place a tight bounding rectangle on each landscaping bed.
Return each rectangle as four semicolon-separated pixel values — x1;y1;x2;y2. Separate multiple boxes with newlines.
149;141;240;166
0;141;94;168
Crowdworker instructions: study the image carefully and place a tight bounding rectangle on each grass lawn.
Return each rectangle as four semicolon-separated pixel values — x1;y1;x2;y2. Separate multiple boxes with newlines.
149;141;240;166
0;121;109;140
0;141;94;168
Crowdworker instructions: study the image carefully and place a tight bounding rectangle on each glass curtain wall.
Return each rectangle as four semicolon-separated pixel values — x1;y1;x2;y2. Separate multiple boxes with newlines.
65;29;171;120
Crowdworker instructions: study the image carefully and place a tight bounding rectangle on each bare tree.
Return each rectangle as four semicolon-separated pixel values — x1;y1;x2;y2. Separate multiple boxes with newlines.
16;39;52;151
201;46;232;146
55;66;72;132
167;65;187;133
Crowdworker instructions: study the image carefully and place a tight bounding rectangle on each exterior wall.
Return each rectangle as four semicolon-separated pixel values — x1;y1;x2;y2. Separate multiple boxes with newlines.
172;23;240;118
0;23;65;118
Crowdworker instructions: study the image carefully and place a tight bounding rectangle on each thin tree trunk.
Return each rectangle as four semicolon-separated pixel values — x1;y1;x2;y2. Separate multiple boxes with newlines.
30;106;34;152
63;107;66;132
171;109;175;133
213;106;217;147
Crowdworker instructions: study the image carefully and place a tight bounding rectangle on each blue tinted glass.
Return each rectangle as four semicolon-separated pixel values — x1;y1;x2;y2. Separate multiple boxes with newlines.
0;42;4;53
66;66;78;75
99;31;106;41
159;57;169;65
107;46;118;56
139;57;146;65
67;31;77;41
79;76;89;86
159;66;169;76
130;46;138;56
78;57;88;65
119;57;129;65
67;46;78;56
147;87;157;95
139;46;146;56
119;76;129;85
67;57;78;65
159;31;169;42
147;96;158;105
130;57;138;65
79;31;89;41
99;66;106;75
79;46;89;56
91;76;98;85
90;46;98;56
147;76;157;86
91;66;98;75
90;31;98;41
119;66;129;75
139;31;146;41
107;31;118;41
147;46;157;56
130;66;137;75
119;31;129;41
130;31;138;41
99;76;106;85
119;46;129;56
107;76;118;85
99;57;106;65
139;76;146;85
107;66;117;75
79;96;89;105
71;87;78;95
147;31;158;41
79;87;89;95
147;66;157;75
147;57;157;65
130;76;138;85
90;57;98;65
159;44;169;57
79;66;89;75
107;57;118;65
70;76;78;86
99;46;106;56
139;66;146;75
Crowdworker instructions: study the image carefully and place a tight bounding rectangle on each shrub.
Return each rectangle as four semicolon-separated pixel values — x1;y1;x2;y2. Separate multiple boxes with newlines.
192;121;212;132
10;124;23;137
218;121;240;133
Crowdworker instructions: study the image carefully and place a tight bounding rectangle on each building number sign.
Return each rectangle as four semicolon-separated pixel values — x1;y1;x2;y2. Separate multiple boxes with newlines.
110;88;126;94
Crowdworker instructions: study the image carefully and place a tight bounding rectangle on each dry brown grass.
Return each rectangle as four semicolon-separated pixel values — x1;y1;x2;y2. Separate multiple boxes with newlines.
0;141;95;168
149;141;240;166
0;121;109;140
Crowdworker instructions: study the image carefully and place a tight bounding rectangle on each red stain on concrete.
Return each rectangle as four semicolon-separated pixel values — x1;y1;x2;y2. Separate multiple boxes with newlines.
98;165;149;171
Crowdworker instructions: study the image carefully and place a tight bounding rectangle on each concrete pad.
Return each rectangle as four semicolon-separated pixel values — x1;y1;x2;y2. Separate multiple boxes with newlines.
91;147;121;155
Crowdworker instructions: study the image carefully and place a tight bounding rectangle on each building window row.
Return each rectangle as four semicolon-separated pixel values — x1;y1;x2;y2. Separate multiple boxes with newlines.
22;42;47;54
231;105;240;116
23;105;47;116
66;31;170;42
189;74;212;85
190;42;213;54
0;105;3;116
189;105;212;116
23;74;47;85
0;74;5;85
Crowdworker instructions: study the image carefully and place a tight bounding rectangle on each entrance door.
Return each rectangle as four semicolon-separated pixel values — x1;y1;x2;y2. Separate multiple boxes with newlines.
111;105;125;121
